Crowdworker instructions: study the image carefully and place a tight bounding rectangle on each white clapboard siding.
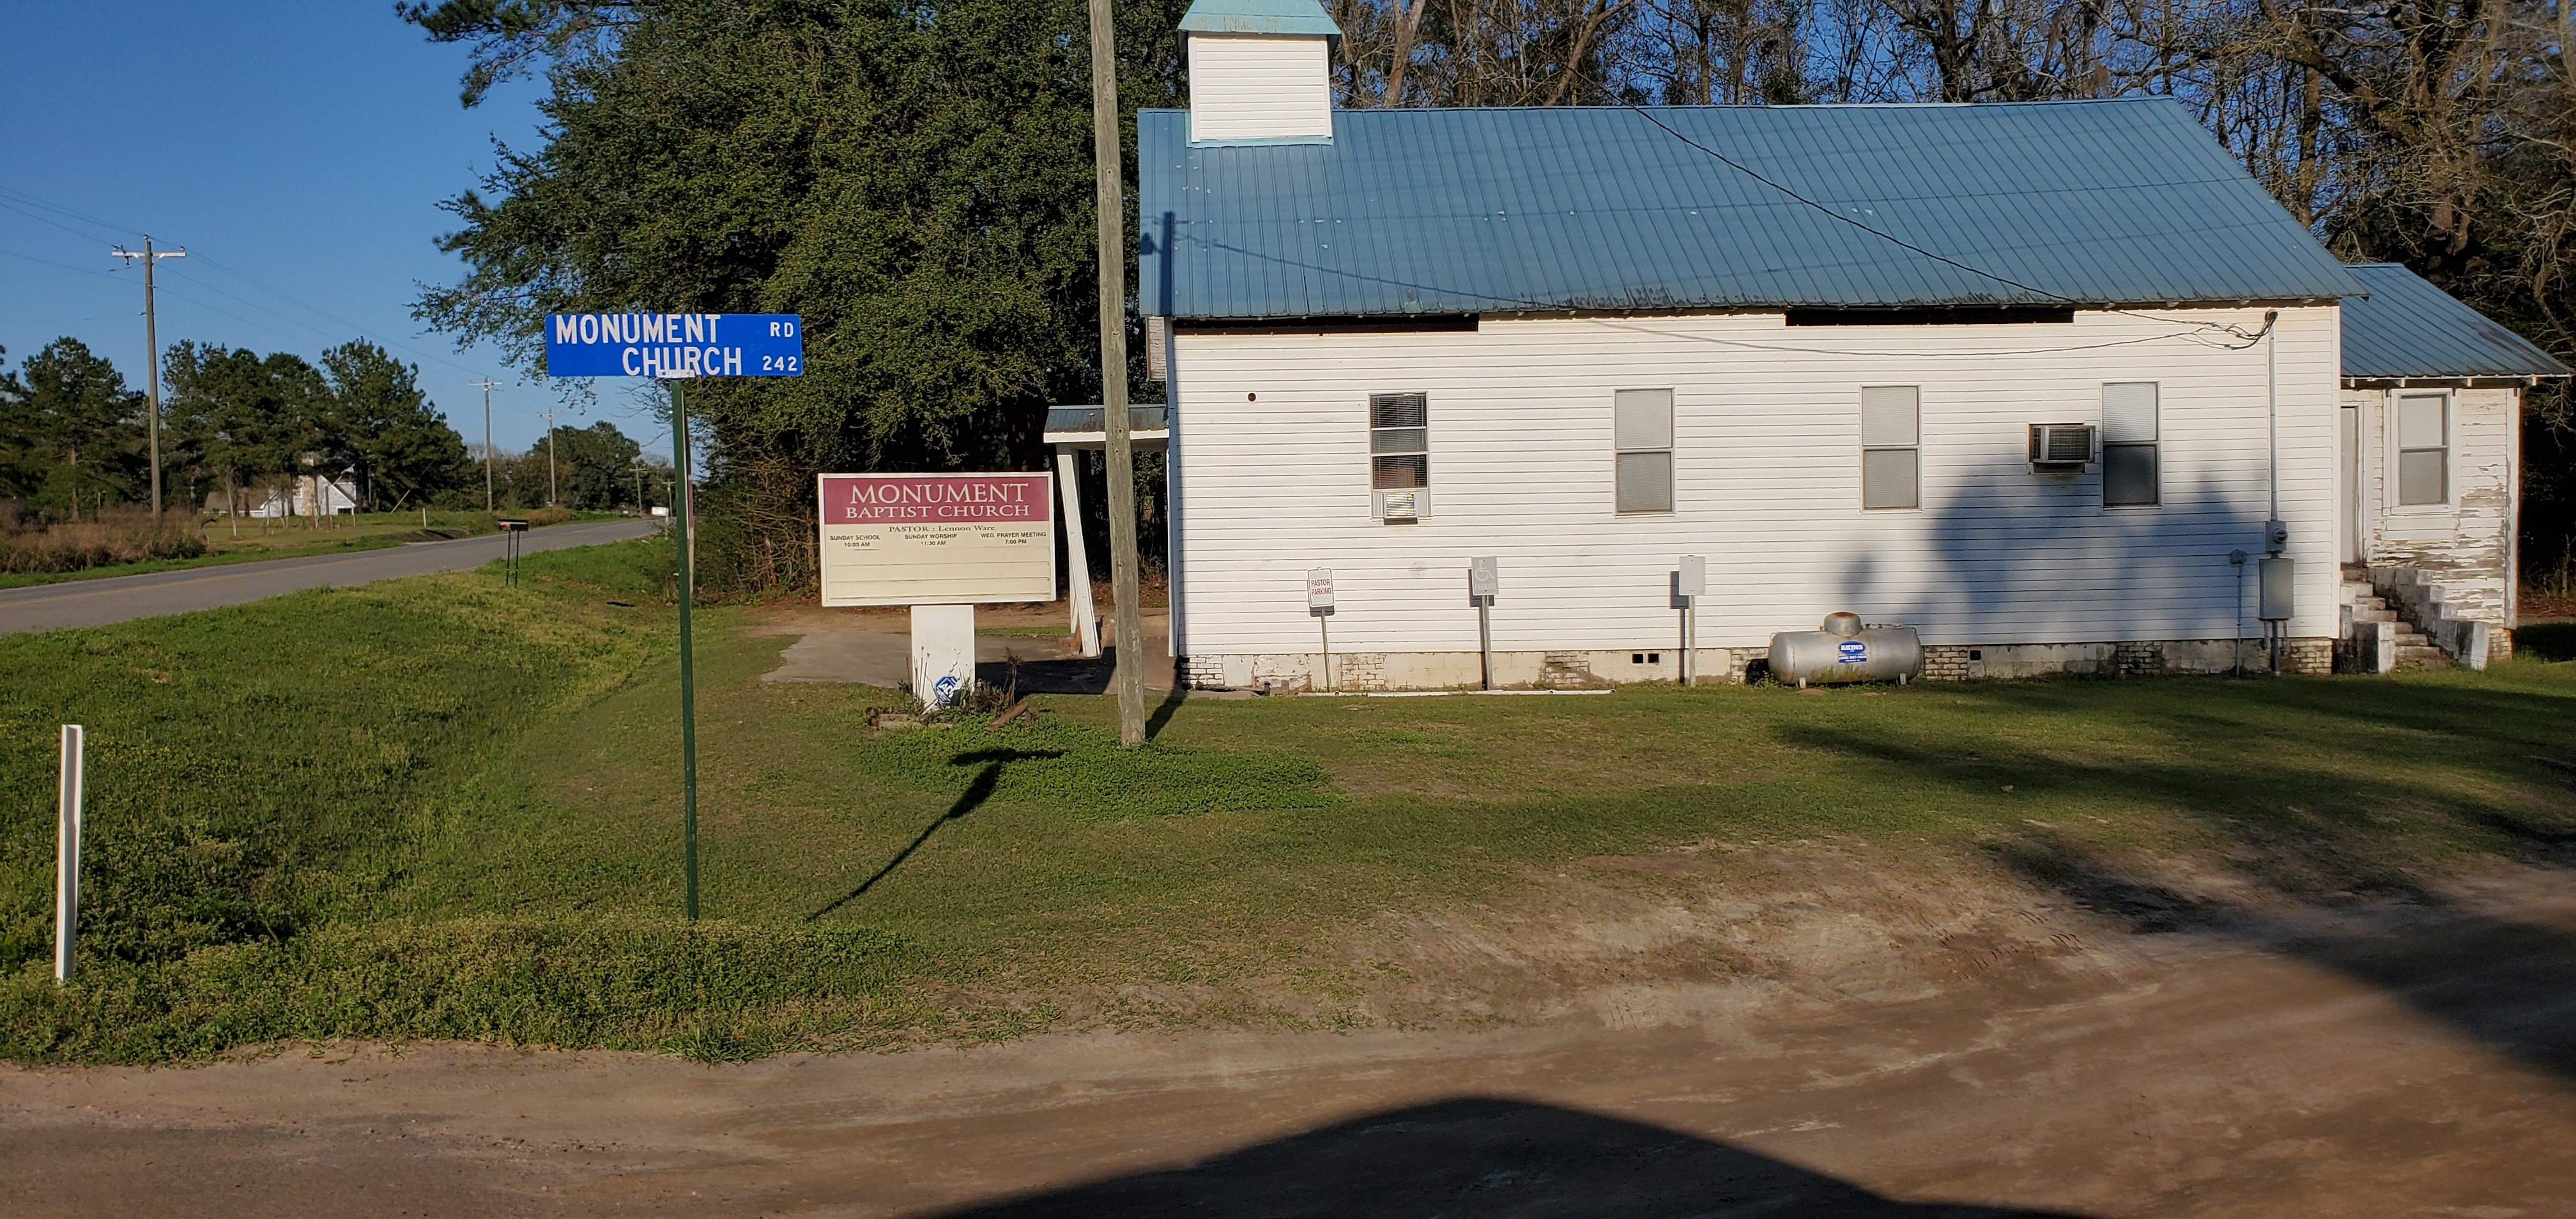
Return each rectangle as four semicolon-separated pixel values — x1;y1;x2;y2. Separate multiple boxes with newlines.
1187;36;1332;144
1167;307;2343;656
2345;385;2517;625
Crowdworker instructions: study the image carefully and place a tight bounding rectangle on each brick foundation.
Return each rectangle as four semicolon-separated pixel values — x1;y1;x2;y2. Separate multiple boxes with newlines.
1181;637;2338;690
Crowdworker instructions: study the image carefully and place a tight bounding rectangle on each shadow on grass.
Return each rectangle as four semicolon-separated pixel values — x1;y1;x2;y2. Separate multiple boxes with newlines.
1145;680;1188;742
806;747;1062;921
2516;621;2576;662
1772;679;2576;1081
932;1097;2082;1218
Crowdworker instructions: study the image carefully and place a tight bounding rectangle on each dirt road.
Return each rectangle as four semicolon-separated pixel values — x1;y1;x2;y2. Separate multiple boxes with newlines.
7;861;2572;1218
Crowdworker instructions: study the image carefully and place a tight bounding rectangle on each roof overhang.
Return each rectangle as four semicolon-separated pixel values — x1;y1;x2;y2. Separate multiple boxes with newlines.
2343;374;2566;390
1160;301;2337;328
1045;404;1170;452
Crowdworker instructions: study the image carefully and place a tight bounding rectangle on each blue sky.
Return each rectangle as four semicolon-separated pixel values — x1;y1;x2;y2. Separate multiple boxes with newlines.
1;1;663;458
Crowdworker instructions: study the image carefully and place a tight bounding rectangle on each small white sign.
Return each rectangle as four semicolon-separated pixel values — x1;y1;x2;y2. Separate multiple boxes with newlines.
1307;568;1335;610
817;472;1056;606
1469;556;1498;600
911;604;976;708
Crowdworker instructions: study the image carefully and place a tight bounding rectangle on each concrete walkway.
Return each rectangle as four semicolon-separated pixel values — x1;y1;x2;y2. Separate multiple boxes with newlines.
0;518;663;635
761;609;1180;694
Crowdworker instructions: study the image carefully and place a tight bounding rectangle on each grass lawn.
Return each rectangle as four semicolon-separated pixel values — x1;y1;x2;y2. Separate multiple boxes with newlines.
0;510;609;591
5;535;2573;1063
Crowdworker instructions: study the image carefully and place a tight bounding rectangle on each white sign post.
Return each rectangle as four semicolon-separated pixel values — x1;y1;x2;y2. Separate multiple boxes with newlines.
55;724;82;983
1678;555;1706;686
1307;569;1335;693
1469;558;1498;690
817;472;1057;709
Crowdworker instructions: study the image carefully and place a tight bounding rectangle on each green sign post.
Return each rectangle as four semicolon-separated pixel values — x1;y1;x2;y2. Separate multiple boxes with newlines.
546;312;805;919
670;379;700;920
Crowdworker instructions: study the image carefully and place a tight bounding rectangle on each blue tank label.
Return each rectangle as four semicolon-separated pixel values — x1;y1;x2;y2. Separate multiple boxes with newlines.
1837;640;1868;664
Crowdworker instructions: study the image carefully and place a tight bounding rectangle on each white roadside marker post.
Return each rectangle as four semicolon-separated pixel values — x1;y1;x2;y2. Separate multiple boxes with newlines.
56;724;84;983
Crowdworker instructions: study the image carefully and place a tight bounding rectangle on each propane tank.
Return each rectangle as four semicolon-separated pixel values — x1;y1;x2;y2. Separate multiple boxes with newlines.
1768;614;1924;687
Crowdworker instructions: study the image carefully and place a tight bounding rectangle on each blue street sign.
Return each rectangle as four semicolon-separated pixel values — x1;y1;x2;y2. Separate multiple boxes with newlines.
544;312;804;378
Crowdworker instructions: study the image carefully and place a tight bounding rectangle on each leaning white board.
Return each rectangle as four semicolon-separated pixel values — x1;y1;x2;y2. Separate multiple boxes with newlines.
816;472;1056;606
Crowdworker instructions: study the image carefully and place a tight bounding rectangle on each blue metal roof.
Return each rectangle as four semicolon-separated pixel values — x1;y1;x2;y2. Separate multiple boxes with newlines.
1137;98;2364;319
1178;0;1341;38
2339;263;2570;381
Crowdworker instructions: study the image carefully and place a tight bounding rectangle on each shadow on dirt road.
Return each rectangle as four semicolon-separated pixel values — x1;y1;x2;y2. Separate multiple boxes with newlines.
1777;694;2576;1085
934;1096;2085;1218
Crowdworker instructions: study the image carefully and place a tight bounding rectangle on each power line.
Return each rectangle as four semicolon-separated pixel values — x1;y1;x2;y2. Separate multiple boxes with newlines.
0;185;499;381
0;185;145;238
0;246;127;279
0;197;130;247
187;252;494;375
166;261;491;379
146;284;341;350
1614;105;2265;340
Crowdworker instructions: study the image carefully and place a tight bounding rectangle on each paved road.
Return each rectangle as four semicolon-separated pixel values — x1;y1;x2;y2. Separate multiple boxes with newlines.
0;518;663;635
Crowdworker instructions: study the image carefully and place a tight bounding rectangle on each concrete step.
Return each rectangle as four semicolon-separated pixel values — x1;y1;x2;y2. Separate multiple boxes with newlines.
2397;645;2451;668
2352;606;2398;624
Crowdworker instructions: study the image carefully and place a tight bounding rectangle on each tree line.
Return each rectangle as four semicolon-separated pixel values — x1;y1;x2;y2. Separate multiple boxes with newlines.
484;420;671;513
399;0;2576;592
0;335;665;521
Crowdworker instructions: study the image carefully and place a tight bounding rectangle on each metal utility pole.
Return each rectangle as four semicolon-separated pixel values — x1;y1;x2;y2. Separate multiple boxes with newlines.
540;406;560;506
470;379;500;511
1088;0;1148;746
111;238;185;526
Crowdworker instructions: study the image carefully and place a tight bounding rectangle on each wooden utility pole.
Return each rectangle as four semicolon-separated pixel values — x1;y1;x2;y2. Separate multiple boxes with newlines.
540;406;560;506
111;238;185;526
471;379;500;510
1088;0;1148;746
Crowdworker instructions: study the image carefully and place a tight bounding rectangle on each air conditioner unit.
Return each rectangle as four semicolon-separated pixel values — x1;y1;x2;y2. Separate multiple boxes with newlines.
2028;422;2096;470
1373;488;1427;523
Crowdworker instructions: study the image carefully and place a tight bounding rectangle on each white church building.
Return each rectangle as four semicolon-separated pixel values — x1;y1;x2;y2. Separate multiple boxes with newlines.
1130;0;2569;689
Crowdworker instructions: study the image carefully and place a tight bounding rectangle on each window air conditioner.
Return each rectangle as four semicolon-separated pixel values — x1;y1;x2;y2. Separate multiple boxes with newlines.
1373;488;1427;523
2028;423;2096;470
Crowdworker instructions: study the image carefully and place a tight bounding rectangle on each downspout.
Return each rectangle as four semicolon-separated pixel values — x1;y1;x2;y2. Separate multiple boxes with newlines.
2267;310;2281;530
1160;210;1184;662
2265;310;2284;671
2508;388;2522;631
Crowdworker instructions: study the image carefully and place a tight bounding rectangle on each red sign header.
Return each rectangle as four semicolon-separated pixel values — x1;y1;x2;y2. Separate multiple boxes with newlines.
820;473;1052;524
